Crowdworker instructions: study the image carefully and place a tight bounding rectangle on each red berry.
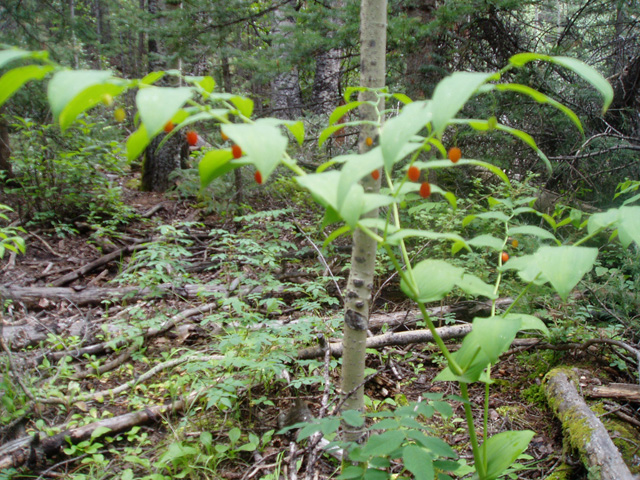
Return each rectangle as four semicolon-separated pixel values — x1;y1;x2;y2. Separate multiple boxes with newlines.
501;252;509;263
186;130;198;146
163;121;174;133
231;144;242;159
448;147;461;163
408;165;420;182
419;182;431;198
371;169;380;180
254;171;263;184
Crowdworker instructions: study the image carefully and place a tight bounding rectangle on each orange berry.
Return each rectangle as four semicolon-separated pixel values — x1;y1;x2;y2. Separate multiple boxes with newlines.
186;130;198;146
408;165;420;182
231;144;242;159
164;121;174;133
365;137;373;147
254;170;263;184
511;239;519;248
102;94;113;106
114;108;126;123
371;169;380;180
501;252;509;263
419;182;431;198
448;147;461;163
221;130;229;141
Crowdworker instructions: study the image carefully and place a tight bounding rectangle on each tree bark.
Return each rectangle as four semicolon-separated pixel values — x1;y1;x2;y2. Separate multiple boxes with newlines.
543;368;635;480
141;131;189;192
339;0;386;441
311;0;343;115
0;108;12;180
270;1;302;119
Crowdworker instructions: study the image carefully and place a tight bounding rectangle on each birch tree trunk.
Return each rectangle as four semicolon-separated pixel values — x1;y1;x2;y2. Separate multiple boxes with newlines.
340;0;387;441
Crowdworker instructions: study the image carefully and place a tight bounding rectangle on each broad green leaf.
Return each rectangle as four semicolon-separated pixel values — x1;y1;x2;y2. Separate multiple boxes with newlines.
481;430;535;480
230;96;253;117
403;446;434;480
473;316;521;364
319;124;348;146
536;246;598;300
184;75;215;93
136;86;193;137
342;410;365;427
617;206;640;248
91;426;113;438
48;70;113;120
415;159;510;186
329;101;364;125
361;430;405;457
297;171;340;211
503;313;549;336
140;71;164;85
468;234;503;251
587;208;618;235
126;125;150;161
386;230;469;250
363;468;389;480
435;331;489;383
473;211;511;223
499;254;545;284
392;93;413;104
457;274;497;299
59;82;126;130
339;183;365;228
255;117;305;145
0;65;54;107
402;260;462;303
494;83;583;133
337;466;365;480
221;122;288;180
430;72;494;135
509;53;613;114
198;149;236;188
338;148;384;209
380;100;433;169
0;48;48;69
509;225;558;244
323;225;351;247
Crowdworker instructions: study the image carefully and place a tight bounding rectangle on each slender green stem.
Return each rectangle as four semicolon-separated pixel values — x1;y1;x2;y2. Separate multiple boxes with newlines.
502;281;533;316
574;227;605;246
416;302;463;376
460;383;486;479
483;367;491;445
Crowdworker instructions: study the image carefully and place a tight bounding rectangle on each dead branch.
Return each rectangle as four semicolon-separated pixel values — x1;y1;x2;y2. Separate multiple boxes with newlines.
543;368;635;480
589;383;640;402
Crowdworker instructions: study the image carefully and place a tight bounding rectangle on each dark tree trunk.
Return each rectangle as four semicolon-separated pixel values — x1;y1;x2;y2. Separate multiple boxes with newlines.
141;132;189;192
0;109;12;181
311;0;343;115
271;2;302;120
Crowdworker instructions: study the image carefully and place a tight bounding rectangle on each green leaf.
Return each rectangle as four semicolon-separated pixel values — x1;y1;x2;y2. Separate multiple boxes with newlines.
386;230;469;250
47;70;113;121
380;100;433;169
402;260;462;303
457;274;498;299
198;149;236;188
230;96;254;117
361;430;405;457
536;246;598;300
337;466;365;480
403;445;434;480
59;82;126;130
472;316;521;364
221;122;288;180
468;234;503;251
319;124;348;146
140;71;164;85
617;206;640;248
494;83;583;133
338;148;384;209
343;410;365;427
480;430;535;480
329;101;364;125
587;208;618;235
430;72;494;135
136;86;193;137
503;313;549;336
90;426;112;438
509;53;613;114
0;65;54;107
228;427;241;445
0;48;48;69
415;159;510;186
126;125;150;161
509;225;558;244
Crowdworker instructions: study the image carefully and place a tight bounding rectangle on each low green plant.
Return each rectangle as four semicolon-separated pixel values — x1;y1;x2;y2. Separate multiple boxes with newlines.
0;204;25;258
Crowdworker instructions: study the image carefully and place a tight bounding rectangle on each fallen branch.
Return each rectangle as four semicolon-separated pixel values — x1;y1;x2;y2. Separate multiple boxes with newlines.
543;367;635;480
589;383;640;402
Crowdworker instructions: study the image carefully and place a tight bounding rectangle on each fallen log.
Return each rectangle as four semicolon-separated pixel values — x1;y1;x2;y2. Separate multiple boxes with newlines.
589;383;640;402
543;367;635;480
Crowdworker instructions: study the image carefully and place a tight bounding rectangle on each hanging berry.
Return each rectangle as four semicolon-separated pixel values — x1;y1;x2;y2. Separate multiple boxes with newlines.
365;137;373;147
511;239;519;248
186;130;198;146
419;182;431;198
231;144;242;159
448;147;461;163
221;130;229;142
408;166;420;182
114;108;126;123
501;252;509;263
163;121;174;133
371;169;380;180
254;171;263;184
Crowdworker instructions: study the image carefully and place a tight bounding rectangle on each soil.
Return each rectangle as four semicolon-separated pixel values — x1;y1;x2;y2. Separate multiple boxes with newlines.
1;176;638;480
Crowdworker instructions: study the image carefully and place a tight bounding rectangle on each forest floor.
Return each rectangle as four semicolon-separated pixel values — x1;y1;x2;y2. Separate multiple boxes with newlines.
1;173;639;480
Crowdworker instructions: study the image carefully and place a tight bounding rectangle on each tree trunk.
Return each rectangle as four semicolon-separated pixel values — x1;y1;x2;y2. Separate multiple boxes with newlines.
141;132;189;192
311;0;343;115
339;0;387;442
270;1;302;120
0;108;12;181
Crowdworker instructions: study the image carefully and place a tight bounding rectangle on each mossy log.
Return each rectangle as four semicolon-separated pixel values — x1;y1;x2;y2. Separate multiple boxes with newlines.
543;367;636;480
